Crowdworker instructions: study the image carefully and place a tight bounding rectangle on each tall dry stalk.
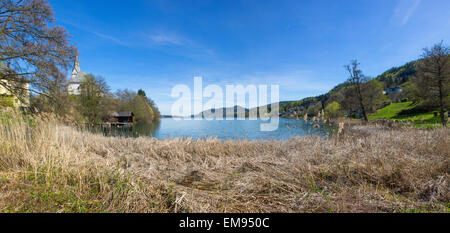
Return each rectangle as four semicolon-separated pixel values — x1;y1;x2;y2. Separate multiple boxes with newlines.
0;111;448;213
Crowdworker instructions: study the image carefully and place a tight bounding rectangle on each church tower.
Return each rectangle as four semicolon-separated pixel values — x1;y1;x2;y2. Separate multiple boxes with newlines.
68;56;87;95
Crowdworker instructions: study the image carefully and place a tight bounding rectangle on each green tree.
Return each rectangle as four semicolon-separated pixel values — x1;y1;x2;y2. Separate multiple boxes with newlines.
137;89;146;97
77;74;110;124
306;101;322;116
325;101;341;119
114;89;161;123
130;95;155;123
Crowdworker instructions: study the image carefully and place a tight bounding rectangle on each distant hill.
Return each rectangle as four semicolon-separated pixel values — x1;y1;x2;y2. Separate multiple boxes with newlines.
278;60;418;114
194;104;285;118
192;105;250;118
193;60;419;118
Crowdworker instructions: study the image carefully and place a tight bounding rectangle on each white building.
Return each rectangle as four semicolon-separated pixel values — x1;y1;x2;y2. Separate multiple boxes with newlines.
68;56;87;95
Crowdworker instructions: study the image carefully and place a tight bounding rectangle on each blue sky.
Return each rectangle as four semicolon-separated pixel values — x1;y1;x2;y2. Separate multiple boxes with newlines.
49;0;450;115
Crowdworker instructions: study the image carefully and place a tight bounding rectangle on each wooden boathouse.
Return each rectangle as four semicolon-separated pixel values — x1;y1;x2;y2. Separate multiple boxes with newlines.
106;111;134;127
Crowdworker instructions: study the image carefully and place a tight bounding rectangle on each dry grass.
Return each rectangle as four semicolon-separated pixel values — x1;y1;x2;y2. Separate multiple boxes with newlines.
0;112;449;213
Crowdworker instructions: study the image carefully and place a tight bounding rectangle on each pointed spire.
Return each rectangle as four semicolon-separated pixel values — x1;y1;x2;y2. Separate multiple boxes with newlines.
73;55;81;74
70;55;86;83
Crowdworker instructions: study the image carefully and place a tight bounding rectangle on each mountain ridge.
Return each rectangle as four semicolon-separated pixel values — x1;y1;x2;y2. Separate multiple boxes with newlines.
185;60;418;118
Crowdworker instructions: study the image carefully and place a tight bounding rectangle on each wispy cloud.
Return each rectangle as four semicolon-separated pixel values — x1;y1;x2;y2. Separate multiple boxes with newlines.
62;20;131;47
144;30;217;60
392;0;422;26
401;0;421;25
91;31;130;46
63;18;216;60
148;33;184;45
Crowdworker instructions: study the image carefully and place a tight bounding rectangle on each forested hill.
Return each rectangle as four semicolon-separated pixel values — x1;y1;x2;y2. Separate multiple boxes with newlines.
195;60;419;118
279;60;418;115
375;60;417;90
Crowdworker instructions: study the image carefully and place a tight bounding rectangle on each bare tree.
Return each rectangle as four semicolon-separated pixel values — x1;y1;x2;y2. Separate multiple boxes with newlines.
361;79;388;113
341;86;359;115
0;0;76;100
416;41;449;126
344;60;369;122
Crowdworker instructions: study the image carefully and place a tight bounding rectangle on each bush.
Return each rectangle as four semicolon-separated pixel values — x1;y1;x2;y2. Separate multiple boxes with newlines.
325;101;341;119
398;105;431;116
401;98;409;103
0;95;15;108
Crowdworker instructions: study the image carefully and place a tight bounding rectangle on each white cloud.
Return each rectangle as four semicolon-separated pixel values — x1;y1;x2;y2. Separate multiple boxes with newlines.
392;0;422;26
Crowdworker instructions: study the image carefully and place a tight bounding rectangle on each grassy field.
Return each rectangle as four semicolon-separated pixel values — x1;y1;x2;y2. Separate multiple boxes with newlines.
369;102;416;119
369;102;442;127
0;112;448;213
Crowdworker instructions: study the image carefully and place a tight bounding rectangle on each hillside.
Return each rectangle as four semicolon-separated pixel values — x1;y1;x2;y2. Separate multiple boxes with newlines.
193;59;424;120
375;60;417;90
279;60;418;115
369;101;441;126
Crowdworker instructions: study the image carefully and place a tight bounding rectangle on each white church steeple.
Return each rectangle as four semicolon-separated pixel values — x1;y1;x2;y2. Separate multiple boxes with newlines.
68;56;87;95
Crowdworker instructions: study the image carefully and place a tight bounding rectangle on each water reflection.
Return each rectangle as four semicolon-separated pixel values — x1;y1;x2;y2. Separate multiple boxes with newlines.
133;121;161;137
83;120;160;138
86;118;334;141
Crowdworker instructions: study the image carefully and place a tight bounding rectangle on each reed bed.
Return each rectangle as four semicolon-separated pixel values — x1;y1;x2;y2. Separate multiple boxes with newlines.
0;112;448;213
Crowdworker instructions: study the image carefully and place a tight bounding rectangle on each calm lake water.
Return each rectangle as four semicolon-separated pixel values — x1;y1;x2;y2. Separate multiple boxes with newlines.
99;118;333;141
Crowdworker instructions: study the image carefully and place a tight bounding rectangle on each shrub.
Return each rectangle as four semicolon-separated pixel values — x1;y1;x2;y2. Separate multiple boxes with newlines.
325;101;341;119
0;95;15;108
398;105;431;116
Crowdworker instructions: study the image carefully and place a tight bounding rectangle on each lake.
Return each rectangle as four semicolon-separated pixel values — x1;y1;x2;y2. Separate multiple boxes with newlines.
101;118;333;141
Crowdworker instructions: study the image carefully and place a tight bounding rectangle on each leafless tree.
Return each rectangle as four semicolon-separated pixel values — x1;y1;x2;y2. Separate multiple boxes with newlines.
0;0;76;101
416;41;449;126
344;60;369;122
